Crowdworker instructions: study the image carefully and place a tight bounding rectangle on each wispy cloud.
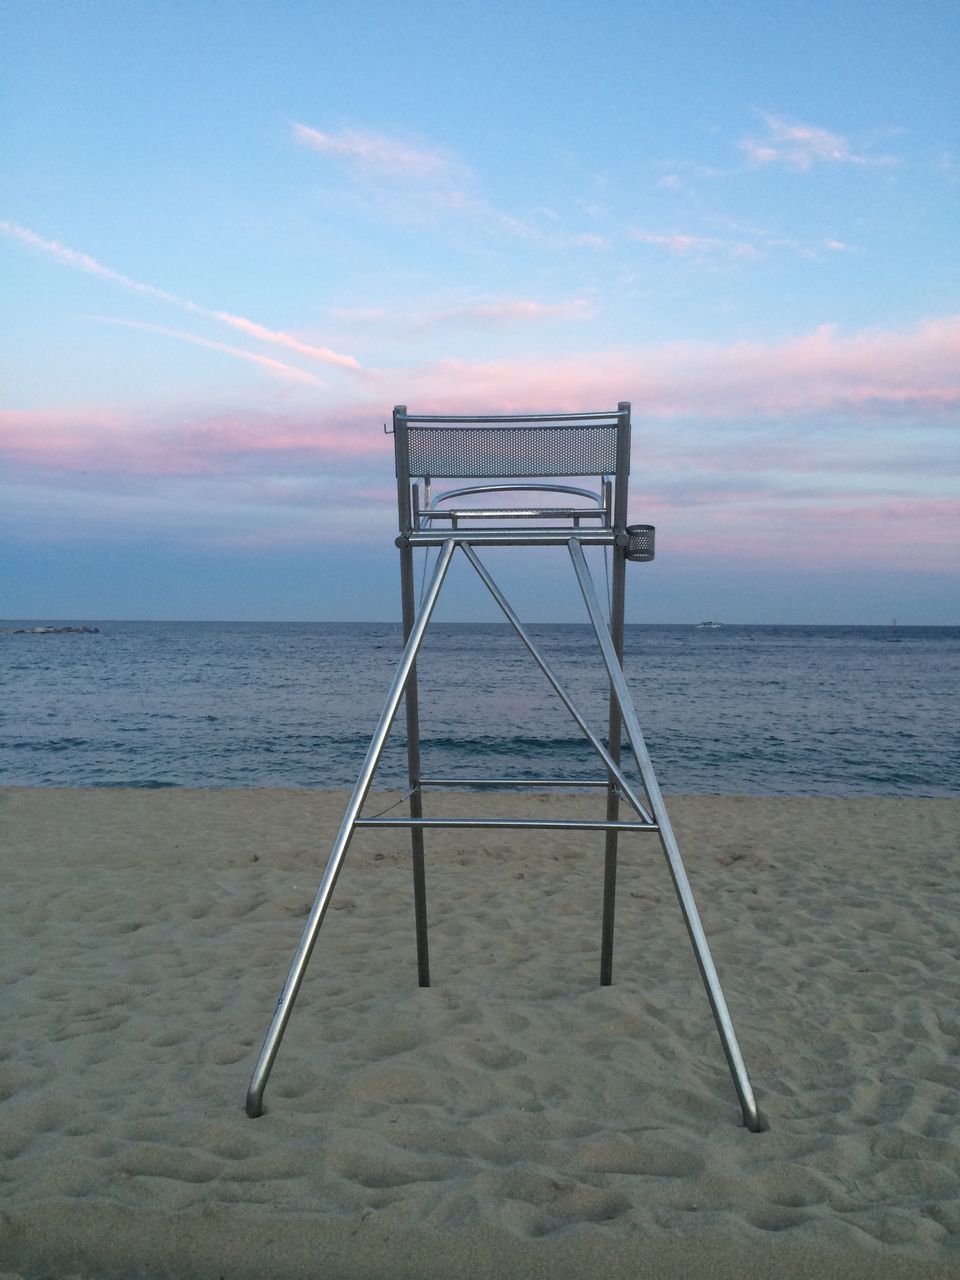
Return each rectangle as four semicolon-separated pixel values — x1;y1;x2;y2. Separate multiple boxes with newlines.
740;114;899;171
205;311;357;370
1;219;182;304
293;123;453;178
433;297;593;327
629;229;756;258
629;218;854;262
333;296;593;333
571;232;609;249
108;320;326;385
0;218;360;372
293;123;605;251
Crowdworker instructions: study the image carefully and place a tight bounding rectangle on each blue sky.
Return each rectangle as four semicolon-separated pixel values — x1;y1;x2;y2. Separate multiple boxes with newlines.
2;0;958;622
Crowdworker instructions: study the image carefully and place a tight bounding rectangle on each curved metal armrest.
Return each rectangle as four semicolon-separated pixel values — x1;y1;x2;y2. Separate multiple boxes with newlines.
417;481;611;531
428;482;605;510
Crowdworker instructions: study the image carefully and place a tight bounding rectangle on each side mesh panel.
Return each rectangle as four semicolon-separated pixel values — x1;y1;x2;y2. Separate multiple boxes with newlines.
405;425;621;478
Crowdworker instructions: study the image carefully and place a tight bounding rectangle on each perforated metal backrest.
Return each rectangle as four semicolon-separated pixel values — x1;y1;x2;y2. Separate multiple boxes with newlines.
395;410;629;481
406;424;618;479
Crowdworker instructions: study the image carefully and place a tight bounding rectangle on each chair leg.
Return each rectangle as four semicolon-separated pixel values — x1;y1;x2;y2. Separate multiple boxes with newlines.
601;543;627;985
399;544;430;987
460;542;644;989
568;539;767;1132
244;539;457;1118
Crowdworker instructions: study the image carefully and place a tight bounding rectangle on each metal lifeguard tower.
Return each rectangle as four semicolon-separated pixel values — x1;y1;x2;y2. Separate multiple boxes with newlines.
245;403;765;1131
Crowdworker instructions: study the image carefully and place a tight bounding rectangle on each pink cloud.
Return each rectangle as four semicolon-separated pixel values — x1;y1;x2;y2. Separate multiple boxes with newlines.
1;219;360;372
740;114;899;171
398;315;960;418
0;404;391;478
7;314;954;487
3;312;958;566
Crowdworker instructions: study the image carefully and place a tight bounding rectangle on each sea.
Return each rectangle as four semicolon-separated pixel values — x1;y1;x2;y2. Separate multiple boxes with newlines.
2;621;958;796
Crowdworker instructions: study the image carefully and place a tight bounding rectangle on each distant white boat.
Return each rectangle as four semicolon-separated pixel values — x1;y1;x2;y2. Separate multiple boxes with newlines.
695;620;724;629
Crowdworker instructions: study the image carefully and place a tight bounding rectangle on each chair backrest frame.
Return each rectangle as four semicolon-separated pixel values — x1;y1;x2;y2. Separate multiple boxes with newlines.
393;404;632;539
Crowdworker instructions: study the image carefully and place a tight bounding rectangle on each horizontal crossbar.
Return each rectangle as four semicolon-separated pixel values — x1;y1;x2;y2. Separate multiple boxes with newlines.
397;411;623;424
425;508;608;521
405;528;619;547
354;817;660;833
419;777;613;788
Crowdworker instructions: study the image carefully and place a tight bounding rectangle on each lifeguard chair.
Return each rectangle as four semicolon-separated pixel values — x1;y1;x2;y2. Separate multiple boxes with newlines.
245;403;765;1130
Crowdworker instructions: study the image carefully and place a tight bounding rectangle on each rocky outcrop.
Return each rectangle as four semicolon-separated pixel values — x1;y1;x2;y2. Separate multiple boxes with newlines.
0;625;101;634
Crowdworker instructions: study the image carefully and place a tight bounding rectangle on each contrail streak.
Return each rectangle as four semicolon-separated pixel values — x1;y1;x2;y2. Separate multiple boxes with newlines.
1;218;360;372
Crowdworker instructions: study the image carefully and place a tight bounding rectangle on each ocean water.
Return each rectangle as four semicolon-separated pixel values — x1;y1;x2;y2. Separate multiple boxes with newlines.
2;621;958;796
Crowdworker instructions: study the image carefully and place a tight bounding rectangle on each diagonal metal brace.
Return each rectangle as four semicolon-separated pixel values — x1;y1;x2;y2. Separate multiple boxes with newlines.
244;539;457;1118
460;543;653;823
568;538;767;1132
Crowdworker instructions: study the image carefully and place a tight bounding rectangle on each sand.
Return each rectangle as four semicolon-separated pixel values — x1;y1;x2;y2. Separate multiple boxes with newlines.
2;786;959;1279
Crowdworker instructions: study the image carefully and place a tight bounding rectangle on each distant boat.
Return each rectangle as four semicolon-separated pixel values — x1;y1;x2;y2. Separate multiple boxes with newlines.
695;620;724;629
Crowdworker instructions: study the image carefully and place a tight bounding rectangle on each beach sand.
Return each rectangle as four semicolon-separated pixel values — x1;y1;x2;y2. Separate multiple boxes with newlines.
2;786;959;1278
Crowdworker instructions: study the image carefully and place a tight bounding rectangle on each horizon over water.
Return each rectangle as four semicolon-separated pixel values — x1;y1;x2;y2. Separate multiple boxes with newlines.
4;614;949;625
3;620;958;797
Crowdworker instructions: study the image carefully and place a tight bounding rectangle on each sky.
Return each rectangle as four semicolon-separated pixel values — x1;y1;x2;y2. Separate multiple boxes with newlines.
2;0;958;624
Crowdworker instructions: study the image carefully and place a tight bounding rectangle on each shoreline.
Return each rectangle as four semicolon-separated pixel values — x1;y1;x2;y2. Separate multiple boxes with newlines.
3;788;959;1278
